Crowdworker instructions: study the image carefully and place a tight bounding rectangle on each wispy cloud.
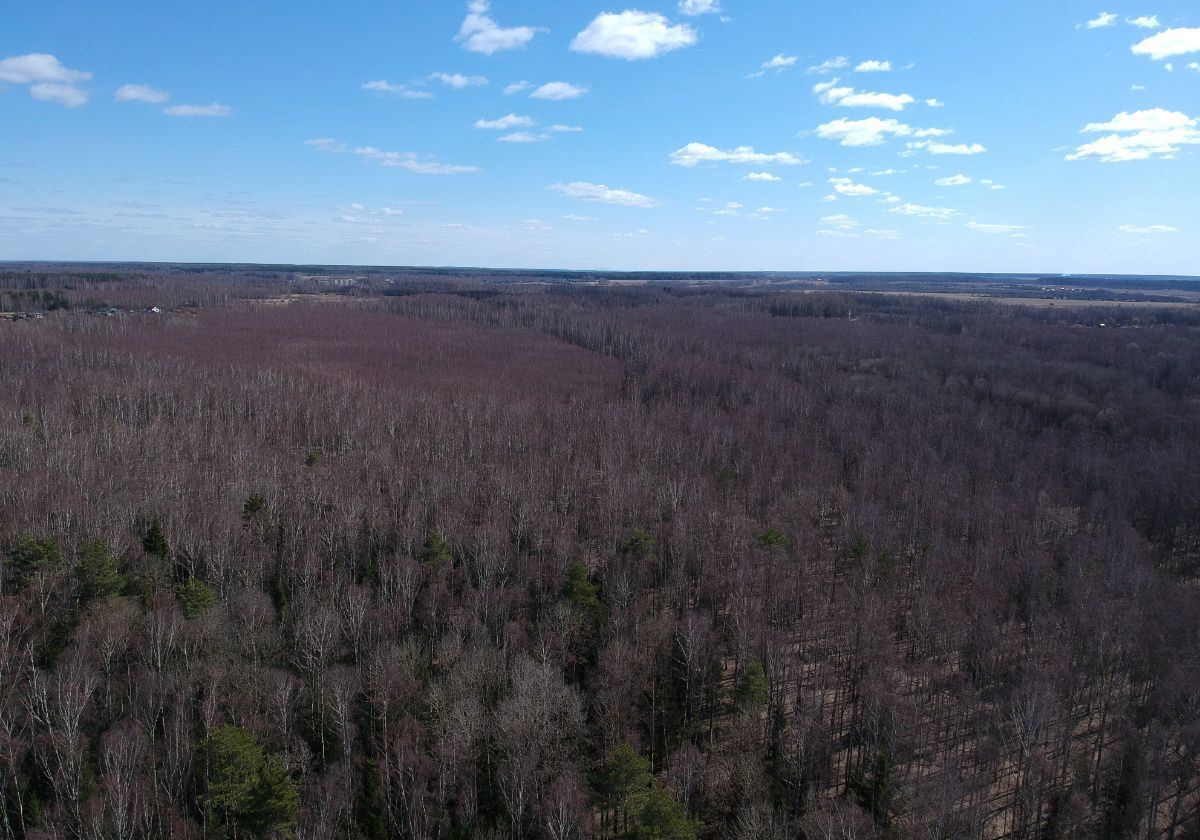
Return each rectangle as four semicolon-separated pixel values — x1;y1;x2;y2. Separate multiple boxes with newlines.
116;84;170;104
306;139;480;175
163;103;232;118
530;81;589;100
362;80;434;99
670;143;804;167
548;181;662;208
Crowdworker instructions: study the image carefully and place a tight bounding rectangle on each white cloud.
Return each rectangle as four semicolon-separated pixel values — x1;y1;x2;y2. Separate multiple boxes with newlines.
309;140;479;173
30;83;89;108
1131;28;1200;60
0;53;91;107
0;53;90;84
548;181;662;208
563;214;598;221
966;221;1027;234
670;142;804;167
531;81;589;100
890;203;956;220
1119;224;1178;233
855;60;892;73
572;11;697;60
355;146;481;174
816;79;915;111
550;124;584;132
1082;11;1119;29
523;219;553;231
1127;15;1161;29
907;139;987;155
475;113;535;130
456;0;541;55
744;172;781;181
1189;63;1200;72
935;174;972;185
829;177;878;196
752;54;799;76
821;214;858;230
503;81;533;95
116;84;169;104
1067;108;1200;161
814;117;914;146
926;98;945;108
679;0;721;15
163;103;231;117
808;56;849;74
498;131;548;143
362;80;434;99
305;138;348;153
429;72;488;89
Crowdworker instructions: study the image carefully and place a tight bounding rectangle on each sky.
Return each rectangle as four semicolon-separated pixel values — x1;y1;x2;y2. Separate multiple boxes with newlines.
2;1;1198;273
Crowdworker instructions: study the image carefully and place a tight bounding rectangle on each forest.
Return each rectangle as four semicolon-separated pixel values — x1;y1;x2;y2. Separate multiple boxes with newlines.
0;268;1199;839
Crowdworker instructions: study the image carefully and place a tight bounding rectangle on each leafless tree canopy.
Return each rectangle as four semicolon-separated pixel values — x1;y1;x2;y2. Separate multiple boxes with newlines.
1;268;1199;839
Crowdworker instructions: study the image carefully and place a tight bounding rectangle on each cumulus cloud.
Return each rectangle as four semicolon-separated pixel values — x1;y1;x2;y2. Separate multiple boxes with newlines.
115;84;169;104
814;117;916;147
550;124;584;132
163;103;232;117
890;203;956;220
503;81;533;95
670;143;805;167
1067;108;1200;161
475;113;535;130
829;177;878;196
362;80;434;99
679;0;721;15
1131;28;1200;60
531;81;589;100
456;0;541;55
1119;224;1178;233
935;174;972;185
29;83;89;107
926;98;945;108
808;57;849;74
815;79;915;111
1082;11;1119;29
855;60;892;72
1127;15;1161;29
571;11;697;60
907;139;986;155
744;172;781;181
548;181;662;208
0;53;91;107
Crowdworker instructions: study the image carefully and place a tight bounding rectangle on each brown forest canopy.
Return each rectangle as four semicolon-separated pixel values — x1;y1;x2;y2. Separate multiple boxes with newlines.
0;270;1199;839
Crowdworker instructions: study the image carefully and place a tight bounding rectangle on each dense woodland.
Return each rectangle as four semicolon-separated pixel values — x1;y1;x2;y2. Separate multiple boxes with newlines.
1;270;1199;839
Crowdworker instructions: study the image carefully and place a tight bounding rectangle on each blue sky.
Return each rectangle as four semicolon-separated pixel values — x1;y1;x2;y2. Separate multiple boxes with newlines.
2;1;1198;273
